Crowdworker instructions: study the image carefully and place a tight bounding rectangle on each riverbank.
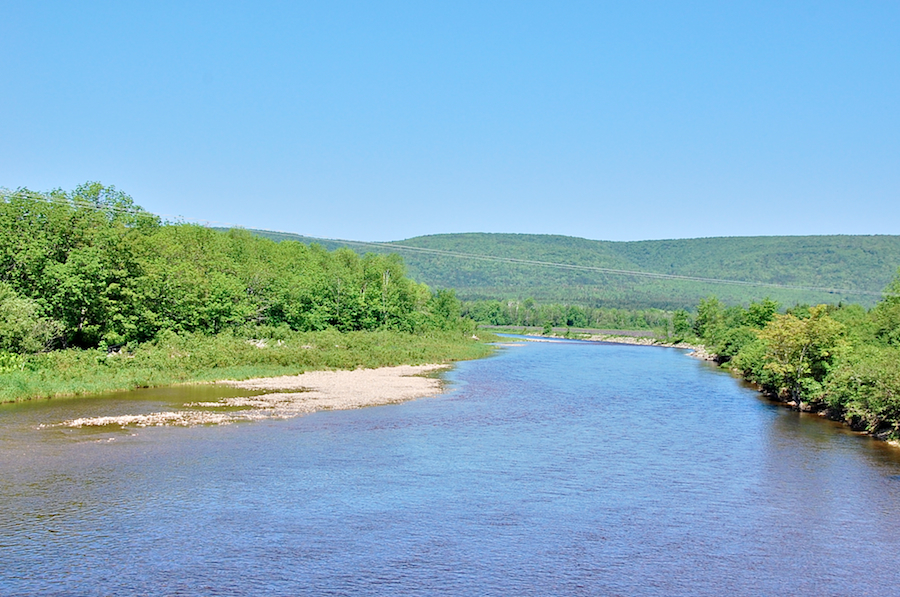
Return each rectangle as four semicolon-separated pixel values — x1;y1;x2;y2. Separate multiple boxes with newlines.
1;329;496;403
578;333;713;359
595;332;899;447
482;325;657;338
223;364;448;412
500;327;717;360
515;327;897;446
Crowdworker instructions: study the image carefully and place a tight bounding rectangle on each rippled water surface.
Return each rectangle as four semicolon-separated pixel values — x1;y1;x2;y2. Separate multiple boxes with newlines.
3;340;900;596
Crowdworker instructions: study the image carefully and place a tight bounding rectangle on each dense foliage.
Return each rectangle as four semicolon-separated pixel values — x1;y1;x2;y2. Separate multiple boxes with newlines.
0;184;487;401
686;278;900;440
251;230;900;310
0;184;469;354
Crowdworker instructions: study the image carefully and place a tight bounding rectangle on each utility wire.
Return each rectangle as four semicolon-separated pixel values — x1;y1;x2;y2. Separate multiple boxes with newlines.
254;230;886;297
2;190;886;297
0;190;235;227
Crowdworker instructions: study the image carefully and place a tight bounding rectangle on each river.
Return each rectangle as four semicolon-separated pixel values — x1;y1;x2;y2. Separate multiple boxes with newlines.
2;340;900;596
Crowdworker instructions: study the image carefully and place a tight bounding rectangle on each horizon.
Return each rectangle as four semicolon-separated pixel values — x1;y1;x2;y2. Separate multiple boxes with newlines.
5;186;900;245
243;226;900;245
3;2;898;241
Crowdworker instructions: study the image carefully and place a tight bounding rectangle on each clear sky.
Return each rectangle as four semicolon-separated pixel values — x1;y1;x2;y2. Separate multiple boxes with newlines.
2;1;898;242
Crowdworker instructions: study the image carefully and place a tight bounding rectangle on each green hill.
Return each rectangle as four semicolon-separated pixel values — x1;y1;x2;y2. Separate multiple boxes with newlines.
248;231;900;310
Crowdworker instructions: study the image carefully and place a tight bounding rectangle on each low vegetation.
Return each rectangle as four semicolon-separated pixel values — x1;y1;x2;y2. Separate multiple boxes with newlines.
0;328;492;403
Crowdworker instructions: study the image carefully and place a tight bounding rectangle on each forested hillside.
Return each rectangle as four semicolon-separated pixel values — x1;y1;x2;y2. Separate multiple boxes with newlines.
254;231;900;310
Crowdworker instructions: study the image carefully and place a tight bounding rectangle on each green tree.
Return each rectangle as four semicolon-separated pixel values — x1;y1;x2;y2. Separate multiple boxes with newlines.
756;305;847;405
0;282;60;352
746;298;779;328
66;181;160;229
429;289;462;331
672;309;692;340
694;296;724;342
826;345;900;437
872;268;900;346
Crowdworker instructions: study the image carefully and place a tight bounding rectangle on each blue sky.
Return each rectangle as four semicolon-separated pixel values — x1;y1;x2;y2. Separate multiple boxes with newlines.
2;1;898;241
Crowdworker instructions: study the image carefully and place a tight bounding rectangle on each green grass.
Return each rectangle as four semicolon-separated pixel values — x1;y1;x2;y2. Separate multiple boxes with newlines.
0;328;498;403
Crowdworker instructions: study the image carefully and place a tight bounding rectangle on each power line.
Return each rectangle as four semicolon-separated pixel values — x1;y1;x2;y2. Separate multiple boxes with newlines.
255;230;886;297
2;190;886;297
0;190;235;227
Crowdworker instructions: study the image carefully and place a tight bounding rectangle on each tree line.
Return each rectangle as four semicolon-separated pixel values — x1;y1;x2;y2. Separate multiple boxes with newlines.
462;298;671;331
0;183;466;355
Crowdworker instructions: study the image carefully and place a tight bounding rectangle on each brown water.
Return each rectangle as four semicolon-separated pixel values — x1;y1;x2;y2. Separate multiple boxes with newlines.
2;340;900;596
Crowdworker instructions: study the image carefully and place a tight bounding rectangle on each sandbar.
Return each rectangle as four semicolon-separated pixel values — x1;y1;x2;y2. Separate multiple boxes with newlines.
59;364;449;428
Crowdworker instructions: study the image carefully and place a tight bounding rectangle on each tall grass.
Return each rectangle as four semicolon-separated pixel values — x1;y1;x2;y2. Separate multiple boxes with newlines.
0;328;497;403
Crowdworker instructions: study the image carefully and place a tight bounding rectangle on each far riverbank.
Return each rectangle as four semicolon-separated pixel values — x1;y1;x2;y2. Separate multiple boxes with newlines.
486;325;717;360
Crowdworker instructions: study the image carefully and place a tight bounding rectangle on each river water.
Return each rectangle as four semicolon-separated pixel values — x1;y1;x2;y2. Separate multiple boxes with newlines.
2;340;900;596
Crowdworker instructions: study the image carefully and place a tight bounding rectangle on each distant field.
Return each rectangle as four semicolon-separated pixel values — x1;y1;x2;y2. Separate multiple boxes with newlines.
244;230;900;309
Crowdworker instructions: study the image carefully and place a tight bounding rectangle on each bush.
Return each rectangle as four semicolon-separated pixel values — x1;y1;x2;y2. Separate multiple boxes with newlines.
826;346;900;436
0;282;61;353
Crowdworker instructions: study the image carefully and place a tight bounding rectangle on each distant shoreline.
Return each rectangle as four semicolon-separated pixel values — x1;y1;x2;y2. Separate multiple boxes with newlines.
479;325;658;338
485;325;716;360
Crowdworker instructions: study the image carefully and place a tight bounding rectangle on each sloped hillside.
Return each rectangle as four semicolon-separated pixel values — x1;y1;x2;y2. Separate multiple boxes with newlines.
250;230;900;309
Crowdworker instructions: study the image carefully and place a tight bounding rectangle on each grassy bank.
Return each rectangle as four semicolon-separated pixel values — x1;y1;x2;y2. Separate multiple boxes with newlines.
0;328;497;403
